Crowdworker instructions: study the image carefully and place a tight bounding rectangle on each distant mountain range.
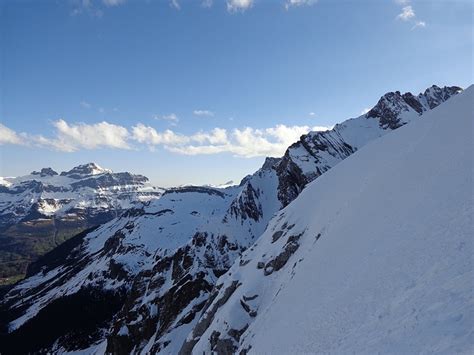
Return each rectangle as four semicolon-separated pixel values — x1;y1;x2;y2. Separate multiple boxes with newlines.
0;163;163;281
0;85;469;354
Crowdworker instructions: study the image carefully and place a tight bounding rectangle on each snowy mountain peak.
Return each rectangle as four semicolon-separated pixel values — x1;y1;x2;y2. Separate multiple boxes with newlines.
59;162;112;179
366;85;461;129
420;85;463;109
30;167;58;177
272;85;461;208
262;157;280;170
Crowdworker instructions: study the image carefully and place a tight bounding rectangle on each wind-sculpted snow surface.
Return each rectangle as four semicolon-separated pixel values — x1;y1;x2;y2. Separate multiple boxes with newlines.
0;85;464;354
186;86;474;354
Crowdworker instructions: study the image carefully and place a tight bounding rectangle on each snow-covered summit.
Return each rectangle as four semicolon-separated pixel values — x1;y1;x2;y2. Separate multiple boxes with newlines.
366;84;462;129
59;162;112;179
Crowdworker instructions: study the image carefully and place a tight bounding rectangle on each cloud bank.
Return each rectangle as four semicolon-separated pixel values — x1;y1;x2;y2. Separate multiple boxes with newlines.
71;0;320;15
193;110;215;117
227;0;254;12
0;124;24;146
285;0;318;10
397;6;415;21
1;120;331;158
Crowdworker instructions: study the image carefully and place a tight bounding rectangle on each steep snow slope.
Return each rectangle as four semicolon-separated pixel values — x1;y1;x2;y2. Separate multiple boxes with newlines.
0;85;463;354
186;86;474;354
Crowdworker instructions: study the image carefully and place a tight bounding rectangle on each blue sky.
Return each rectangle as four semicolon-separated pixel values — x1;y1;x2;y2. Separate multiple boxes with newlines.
1;0;472;186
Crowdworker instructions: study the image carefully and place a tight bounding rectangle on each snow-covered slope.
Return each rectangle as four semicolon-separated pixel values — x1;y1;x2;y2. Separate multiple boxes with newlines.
0;85;464;354
185;85;474;354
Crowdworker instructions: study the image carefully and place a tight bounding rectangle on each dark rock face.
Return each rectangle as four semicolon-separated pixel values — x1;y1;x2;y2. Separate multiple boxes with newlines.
60;163;107;179
402;92;424;114
263;232;303;276
70;172;148;190
422;85;462;109
210;332;236;355
31;168;58;177
106;271;212;354
271;230;284;243
180;280;240;354
2;180;66;195
104;234;240;354
368;91;409;129
163;186;226;198
276;146;309;207
368;85;462;129
261;157;280;170
227;183;263;222
276;130;354;207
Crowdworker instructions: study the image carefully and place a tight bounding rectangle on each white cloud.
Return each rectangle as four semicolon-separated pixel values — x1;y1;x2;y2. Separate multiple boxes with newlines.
0;124;24;145
163;113;178;122
132;124;189;146
80;101;92;109
0;120;130;151
44;119;131;151
285;0;318;10
309;112;316;116
166;124;331;158
32;134;76;152
412;20;426;29
102;0;125;6
395;4;427;29
170;0;181;10
132;125;228;147
201;0;213;8
397;5;415;21
154;113;179;126
3;119;333;158
227;0;253;12
193;110;215;117
192;128;228;145
71;0;103;17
